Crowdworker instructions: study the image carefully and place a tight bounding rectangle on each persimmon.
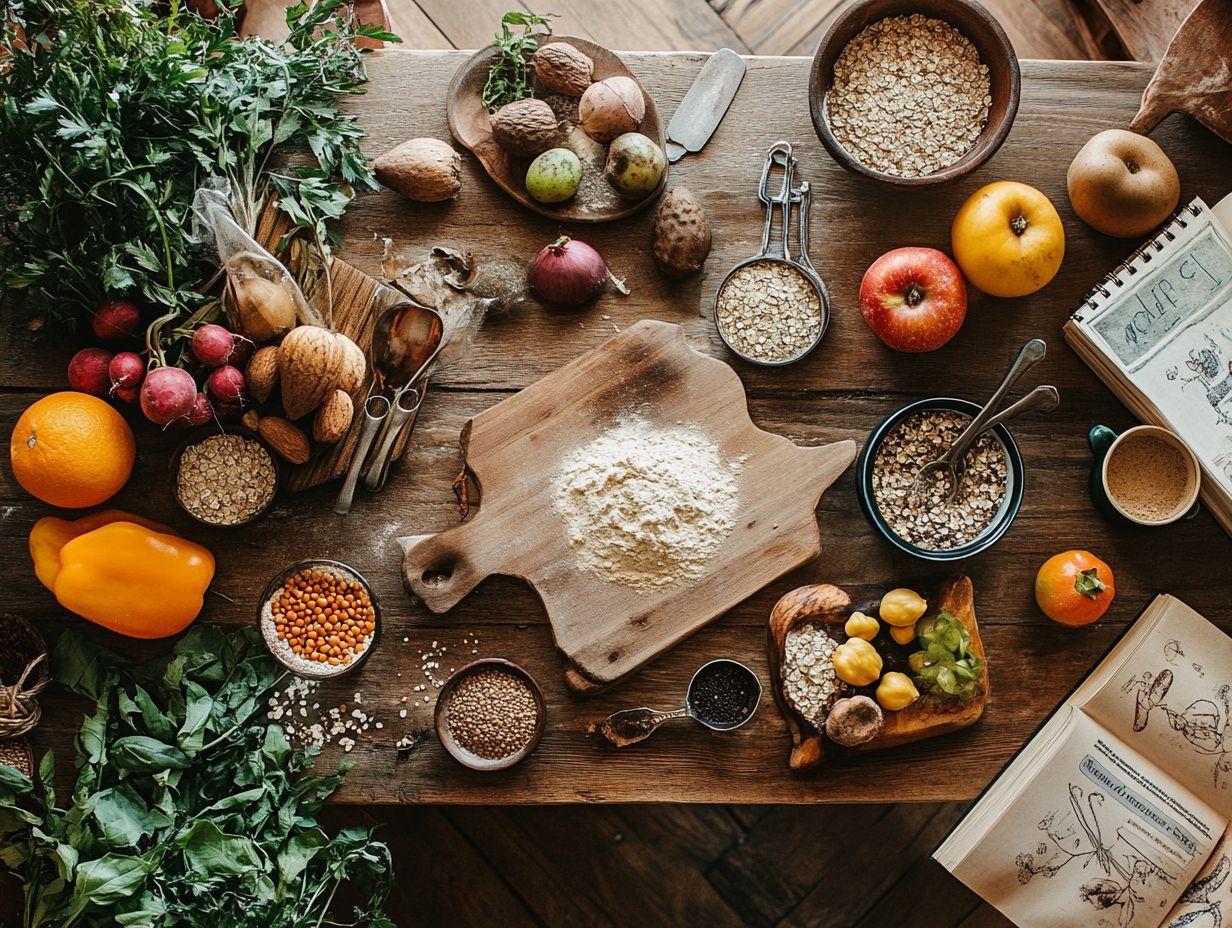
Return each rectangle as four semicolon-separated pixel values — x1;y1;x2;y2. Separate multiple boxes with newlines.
1035;550;1115;627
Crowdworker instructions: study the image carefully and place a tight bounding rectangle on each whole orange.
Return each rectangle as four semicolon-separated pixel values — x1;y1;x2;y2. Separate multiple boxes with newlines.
1035;550;1115;627
10;391;136;508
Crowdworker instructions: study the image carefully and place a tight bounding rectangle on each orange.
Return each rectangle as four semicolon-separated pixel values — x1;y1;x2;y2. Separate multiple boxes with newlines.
1035;550;1116;627
10;391;136;508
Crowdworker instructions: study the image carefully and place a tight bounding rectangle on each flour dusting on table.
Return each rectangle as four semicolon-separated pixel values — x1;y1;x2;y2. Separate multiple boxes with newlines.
552;419;741;591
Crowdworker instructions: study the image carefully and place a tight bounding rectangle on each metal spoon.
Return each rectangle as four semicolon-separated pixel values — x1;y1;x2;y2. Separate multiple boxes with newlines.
913;339;1047;502
362;301;446;492
334;394;391;515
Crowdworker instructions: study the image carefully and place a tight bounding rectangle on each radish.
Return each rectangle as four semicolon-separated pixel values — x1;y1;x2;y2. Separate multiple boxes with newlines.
114;385;140;405
92;300;141;343
207;365;246;403
67;348;114;396
108;352;145;391
191;324;237;368
211;399;245;420
140;366;198;425
228;334;254;368
186;392;214;426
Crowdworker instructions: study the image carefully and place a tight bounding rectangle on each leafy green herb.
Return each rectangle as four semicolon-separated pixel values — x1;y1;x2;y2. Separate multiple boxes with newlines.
0;0;399;354
480;11;553;111
0;626;394;927
907;611;984;703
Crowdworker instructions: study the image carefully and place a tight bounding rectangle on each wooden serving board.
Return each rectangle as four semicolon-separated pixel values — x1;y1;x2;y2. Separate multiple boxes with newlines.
400;320;856;691
254;208;417;492
767;576;989;770
445;35;668;223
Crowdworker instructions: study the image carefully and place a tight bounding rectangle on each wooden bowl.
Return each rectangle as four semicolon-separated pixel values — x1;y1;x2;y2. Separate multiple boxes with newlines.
170;424;281;528
446;35;668;222
434;659;546;771
809;0;1020;187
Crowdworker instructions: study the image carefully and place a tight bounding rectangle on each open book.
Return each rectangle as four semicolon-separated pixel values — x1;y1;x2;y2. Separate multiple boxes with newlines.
1064;193;1232;536
935;595;1232;928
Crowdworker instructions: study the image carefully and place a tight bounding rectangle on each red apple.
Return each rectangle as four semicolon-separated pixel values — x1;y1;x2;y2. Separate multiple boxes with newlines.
859;247;967;352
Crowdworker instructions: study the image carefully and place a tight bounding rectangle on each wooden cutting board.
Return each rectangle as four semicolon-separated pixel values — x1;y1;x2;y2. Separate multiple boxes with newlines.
767;576;989;770
399;320;856;692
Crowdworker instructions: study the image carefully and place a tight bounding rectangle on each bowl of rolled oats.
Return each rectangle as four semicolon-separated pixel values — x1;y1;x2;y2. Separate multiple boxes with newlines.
857;397;1024;559
171;426;280;528
809;0;1020;186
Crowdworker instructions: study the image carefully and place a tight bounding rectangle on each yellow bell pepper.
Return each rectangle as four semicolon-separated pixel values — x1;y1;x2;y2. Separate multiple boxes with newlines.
876;672;920;711
879;588;928;627
832;637;883;687
30;510;174;590
38;520;213;639
844;612;880;642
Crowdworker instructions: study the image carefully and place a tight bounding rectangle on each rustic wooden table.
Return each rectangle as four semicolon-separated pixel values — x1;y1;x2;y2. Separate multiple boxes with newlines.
4;50;1232;804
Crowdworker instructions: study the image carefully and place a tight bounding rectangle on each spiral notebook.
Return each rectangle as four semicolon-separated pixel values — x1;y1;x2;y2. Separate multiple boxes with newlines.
1064;193;1232;536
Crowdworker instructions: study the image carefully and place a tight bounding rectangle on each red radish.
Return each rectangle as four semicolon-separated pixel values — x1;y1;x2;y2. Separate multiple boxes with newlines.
211;399;245;420
207;365;246;403
108;352;145;391
67;348;114;396
140;366;198;425
114;385;140;404
186;392;214;426
528;236;610;308
92;300;141;342
191;324;237;368
228;334;254;368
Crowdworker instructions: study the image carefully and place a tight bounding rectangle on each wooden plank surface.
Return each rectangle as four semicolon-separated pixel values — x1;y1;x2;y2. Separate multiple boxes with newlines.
4;52;1232;805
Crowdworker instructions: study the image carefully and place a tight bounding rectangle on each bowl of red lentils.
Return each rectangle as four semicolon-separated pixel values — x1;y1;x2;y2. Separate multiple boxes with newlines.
434;659;546;771
258;559;381;679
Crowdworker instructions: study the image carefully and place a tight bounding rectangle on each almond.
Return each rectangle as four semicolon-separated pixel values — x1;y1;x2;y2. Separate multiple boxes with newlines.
246;345;280;404
259;416;311;464
313;389;354;444
241;409;261;431
334;334;366;394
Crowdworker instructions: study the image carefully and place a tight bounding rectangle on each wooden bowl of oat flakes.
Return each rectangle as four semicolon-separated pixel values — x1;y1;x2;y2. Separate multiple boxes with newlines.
856;397;1025;560
172;426;280;528
809;0;1020;186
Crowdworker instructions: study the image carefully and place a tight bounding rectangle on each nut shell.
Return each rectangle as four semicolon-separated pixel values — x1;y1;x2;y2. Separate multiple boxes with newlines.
245;345;280;404
259;416;311;465
374;138;462;202
533;43;593;96
278;325;353;420
652;187;712;277
578;76;645;143
313;389;354;444
825;695;884;747
490;99;560;158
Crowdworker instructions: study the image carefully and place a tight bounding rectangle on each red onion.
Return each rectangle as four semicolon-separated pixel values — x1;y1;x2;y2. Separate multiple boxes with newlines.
528;236;609;308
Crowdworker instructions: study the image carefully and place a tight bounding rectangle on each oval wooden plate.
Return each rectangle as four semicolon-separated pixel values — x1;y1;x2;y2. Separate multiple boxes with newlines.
445;35;668;223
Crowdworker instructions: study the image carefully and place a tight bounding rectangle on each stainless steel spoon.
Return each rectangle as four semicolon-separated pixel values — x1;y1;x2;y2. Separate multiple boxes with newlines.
913;339;1047;502
334;394;391;515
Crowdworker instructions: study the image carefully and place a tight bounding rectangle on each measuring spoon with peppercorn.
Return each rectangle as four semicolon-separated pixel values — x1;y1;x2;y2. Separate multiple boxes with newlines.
593;659;762;747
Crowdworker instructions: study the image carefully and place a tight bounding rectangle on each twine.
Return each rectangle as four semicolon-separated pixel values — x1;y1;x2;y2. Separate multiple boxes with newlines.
0;614;49;742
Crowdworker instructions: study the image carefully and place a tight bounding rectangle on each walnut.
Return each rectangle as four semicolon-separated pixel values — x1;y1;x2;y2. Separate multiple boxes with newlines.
374;138;462;202
533;42;593;96
489;98;560;158
652;186;712;277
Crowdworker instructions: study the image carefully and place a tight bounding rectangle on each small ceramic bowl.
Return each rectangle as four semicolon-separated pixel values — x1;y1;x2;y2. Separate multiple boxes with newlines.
170;424;280;528
435;659;547;771
856;397;1025;561
257;559;381;680
809;0;1021;187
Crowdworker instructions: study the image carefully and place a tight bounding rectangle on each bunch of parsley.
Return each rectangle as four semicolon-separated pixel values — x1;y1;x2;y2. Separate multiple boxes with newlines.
0;0;396;343
0;627;394;928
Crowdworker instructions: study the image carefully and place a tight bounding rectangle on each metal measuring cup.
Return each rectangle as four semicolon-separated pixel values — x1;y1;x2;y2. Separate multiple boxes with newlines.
592;659;763;748
714;141;831;367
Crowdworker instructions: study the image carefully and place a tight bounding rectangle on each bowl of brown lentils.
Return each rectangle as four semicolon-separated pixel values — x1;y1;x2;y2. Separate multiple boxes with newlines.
857;397;1024;560
809;0;1020;186
435;659;546;771
172;425;280;528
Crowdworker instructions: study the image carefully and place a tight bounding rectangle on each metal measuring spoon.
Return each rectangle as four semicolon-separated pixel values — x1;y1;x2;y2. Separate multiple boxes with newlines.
362;302;446;492
334;394;392;514
912;339;1048;502
593;660;762;747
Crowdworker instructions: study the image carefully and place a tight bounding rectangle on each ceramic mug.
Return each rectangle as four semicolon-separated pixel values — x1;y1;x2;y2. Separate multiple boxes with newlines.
1088;424;1201;526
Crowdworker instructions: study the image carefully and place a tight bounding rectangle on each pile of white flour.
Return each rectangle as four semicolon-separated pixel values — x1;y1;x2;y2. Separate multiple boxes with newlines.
552;419;741;591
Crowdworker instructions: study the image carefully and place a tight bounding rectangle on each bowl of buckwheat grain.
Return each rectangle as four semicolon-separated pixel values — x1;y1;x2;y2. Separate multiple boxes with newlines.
809;0;1020;186
857;397;1025;560
434;659;546;771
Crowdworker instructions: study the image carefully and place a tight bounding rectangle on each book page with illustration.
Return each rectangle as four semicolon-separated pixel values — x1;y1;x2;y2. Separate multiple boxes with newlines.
1073;595;1232;811
948;712;1225;928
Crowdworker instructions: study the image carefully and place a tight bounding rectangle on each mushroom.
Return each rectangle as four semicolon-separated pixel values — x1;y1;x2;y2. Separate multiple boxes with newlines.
825;695;884;747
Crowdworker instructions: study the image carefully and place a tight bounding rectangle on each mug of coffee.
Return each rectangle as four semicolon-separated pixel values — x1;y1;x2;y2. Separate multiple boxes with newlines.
1088;425;1201;526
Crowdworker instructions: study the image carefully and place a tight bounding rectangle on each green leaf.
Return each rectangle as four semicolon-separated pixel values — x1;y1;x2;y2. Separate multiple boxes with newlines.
179;820;264;878
67;854;155;914
277;828;327;885
111;737;191;773
1075;567;1107;598
93;786;169;849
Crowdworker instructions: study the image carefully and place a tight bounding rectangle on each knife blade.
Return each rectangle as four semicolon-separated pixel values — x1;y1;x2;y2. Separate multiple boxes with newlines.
665;48;747;163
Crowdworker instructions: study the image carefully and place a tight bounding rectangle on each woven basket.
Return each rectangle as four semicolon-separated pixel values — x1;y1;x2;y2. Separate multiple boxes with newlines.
0;613;49;741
